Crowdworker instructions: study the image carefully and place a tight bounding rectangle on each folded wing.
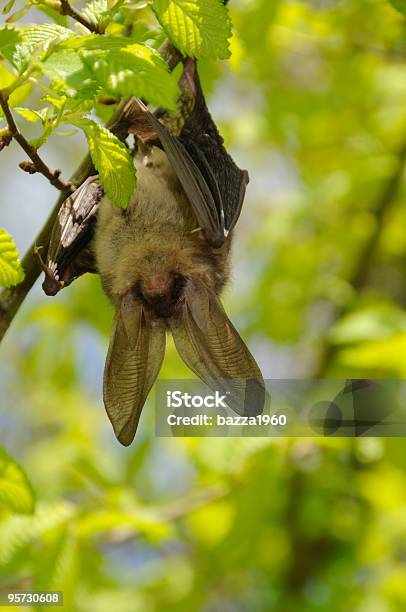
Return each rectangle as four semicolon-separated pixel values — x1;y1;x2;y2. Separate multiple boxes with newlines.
170;284;265;417
104;293;166;445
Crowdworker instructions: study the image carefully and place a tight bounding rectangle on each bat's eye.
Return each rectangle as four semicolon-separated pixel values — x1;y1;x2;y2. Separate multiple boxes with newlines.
136;273;186;318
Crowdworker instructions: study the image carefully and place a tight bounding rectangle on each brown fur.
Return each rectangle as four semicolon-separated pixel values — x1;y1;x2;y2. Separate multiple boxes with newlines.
94;145;231;314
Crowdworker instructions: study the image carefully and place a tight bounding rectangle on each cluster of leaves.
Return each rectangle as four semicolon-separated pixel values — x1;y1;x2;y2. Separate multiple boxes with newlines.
0;0;232;288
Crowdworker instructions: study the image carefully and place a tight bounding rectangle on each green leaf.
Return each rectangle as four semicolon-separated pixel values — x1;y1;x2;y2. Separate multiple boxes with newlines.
389;0;406;15
79;40;178;108
0;448;35;514
82;0;127;28
14;107;48;123
0;228;25;288
152;0;231;59
60;34;128;51
29;122;56;150
0;27;22;65
42;50;100;99
47;38;178;107
0;24;74;73
77;119;136;208
2;0;17;15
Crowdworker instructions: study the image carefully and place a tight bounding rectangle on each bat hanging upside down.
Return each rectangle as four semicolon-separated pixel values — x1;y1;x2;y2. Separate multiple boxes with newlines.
41;58;265;445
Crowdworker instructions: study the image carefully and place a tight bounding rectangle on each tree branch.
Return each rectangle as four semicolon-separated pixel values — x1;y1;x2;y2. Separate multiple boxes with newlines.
0;155;93;341
314;139;406;376
59;0;104;34
0;92;73;193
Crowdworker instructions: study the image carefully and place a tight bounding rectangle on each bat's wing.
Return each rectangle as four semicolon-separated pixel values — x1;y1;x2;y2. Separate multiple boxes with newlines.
169;284;264;416
42;176;104;296
104;293;166;446
137;59;249;247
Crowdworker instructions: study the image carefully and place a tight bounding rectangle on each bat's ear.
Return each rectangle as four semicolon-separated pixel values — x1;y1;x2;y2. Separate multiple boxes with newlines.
170;285;265;417
103;293;166;446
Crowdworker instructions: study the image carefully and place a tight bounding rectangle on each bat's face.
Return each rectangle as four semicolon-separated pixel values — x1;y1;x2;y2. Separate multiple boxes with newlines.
95;162;231;320
134;270;186;319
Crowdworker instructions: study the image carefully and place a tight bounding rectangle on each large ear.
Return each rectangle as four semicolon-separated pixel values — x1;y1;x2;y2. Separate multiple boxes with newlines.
169;286;265;417
140;105;224;246
133;59;249;248
103;293;166;445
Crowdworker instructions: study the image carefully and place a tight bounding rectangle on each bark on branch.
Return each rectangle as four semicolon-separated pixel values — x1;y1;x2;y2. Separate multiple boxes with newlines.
0;92;73;193
59;0;104;34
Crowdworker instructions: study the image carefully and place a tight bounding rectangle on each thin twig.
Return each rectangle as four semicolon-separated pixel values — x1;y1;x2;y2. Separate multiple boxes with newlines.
0;92;73;193
59;0;104;34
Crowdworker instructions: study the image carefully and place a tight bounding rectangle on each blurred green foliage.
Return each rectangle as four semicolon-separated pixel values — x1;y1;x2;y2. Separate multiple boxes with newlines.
1;0;406;610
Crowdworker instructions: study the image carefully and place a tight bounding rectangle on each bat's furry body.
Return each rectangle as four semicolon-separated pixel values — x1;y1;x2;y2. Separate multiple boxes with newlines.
95;146;230;316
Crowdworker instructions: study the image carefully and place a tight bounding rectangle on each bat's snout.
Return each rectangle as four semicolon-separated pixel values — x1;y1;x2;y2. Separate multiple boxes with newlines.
136;272;186;318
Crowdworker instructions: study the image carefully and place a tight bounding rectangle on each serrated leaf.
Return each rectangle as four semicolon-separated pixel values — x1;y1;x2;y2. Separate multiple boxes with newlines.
83;0;127;27
0;228;25;288
64;36;178;107
45;38;177;106
42;50;100;99
389;0;406;15
0;24;74;74
77;119;136;208
0;448;35;514
83;0;109;25
152;0;231;59
82;43;178;108
0;26;22;63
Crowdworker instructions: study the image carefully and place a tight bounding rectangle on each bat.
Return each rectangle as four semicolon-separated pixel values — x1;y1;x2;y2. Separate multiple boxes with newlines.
42;58;265;445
